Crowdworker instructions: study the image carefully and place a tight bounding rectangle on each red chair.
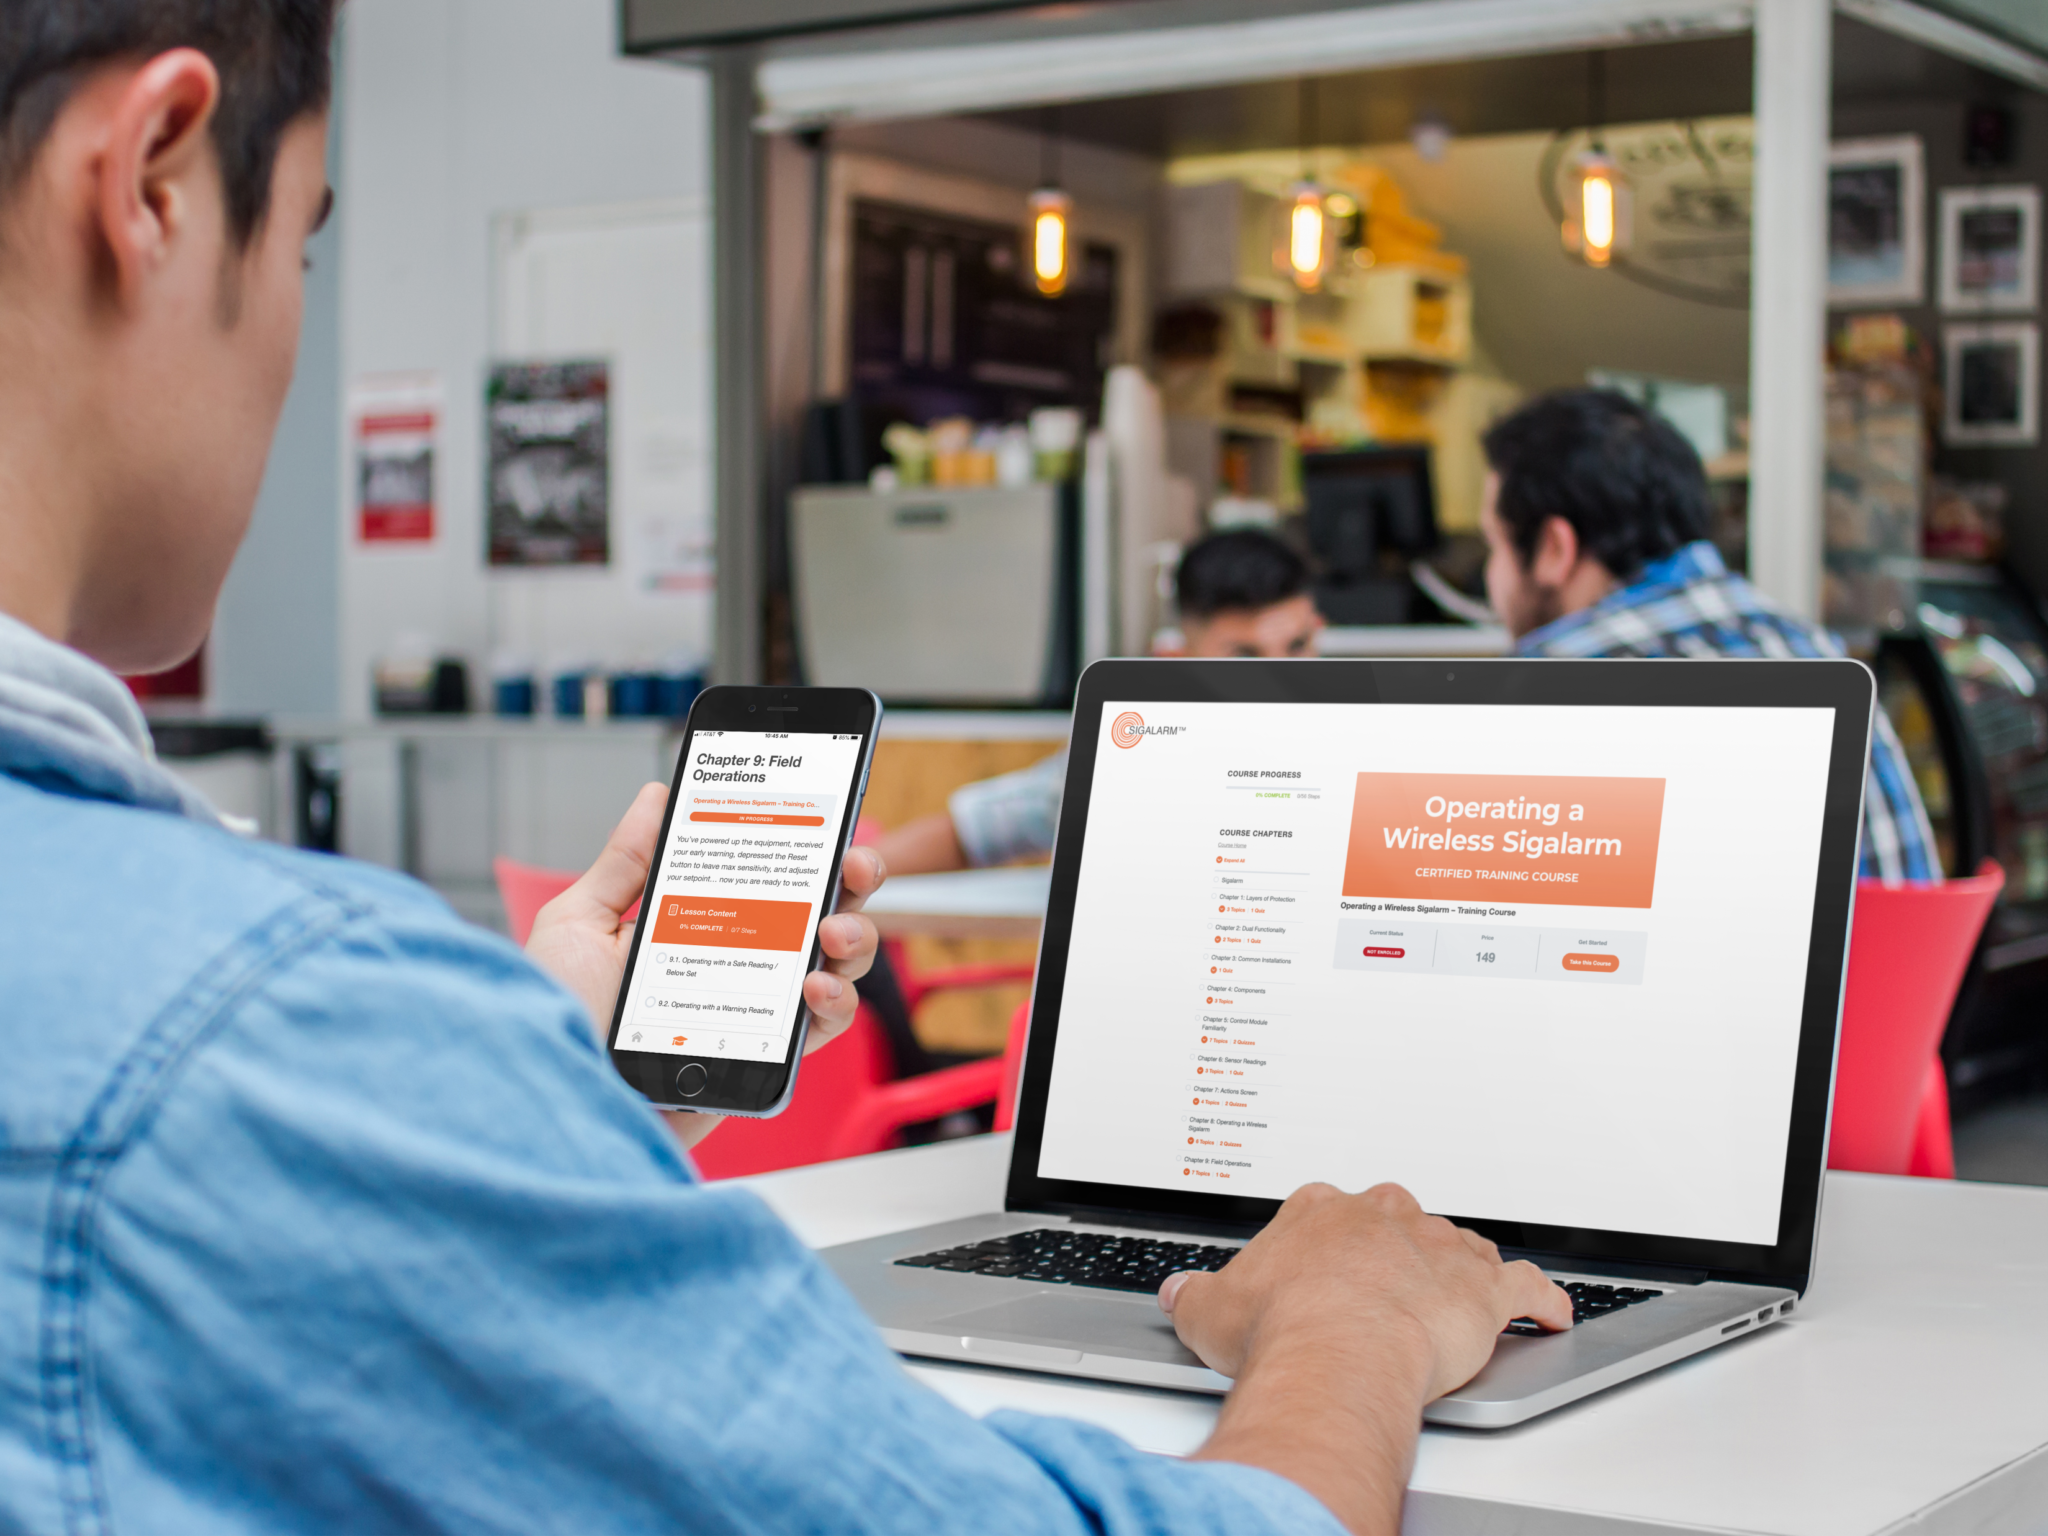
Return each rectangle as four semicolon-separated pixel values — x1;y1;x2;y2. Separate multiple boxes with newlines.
1829;861;2002;1178
492;856;1016;1178
844;818;1038;1023
995;999;1031;1133
494;856;638;943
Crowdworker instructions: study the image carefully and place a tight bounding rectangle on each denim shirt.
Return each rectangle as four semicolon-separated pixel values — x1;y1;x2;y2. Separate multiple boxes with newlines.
0;615;1339;1534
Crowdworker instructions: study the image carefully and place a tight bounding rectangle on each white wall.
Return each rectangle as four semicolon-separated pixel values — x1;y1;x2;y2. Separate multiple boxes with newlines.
337;0;711;721
210;85;343;719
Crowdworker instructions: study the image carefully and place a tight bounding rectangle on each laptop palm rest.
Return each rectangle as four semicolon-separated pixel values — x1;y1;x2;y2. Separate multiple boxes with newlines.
930;1291;1199;1367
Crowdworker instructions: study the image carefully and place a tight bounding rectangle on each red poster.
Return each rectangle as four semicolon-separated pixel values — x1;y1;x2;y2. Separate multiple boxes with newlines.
355;397;437;544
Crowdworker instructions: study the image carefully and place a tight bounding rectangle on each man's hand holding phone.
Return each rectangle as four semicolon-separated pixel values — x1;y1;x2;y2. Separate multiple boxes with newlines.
524;779;885;1147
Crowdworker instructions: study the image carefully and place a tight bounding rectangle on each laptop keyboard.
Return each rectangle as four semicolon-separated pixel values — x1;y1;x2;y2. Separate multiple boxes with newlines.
1505;1282;1664;1334
895;1228;1238;1293
897;1230;1665;1328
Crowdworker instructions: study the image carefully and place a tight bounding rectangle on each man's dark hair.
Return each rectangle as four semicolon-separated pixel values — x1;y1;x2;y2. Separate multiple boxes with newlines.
0;1;337;246
1177;528;1309;621
1481;389;1714;581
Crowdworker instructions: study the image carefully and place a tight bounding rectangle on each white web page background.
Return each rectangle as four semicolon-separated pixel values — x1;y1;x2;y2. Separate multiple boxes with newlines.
620;729;861;1064
1036;701;1839;1246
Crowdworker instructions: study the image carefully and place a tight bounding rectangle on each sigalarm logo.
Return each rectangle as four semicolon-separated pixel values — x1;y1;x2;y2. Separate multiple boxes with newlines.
1110;710;1186;748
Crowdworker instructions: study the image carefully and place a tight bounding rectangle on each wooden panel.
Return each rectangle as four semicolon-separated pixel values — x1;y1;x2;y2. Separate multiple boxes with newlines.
861;735;1061;1055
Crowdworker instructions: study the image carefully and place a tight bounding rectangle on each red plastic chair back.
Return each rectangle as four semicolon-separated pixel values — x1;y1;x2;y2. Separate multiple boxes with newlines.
995;1000;1031;1133
495;856;642;946
1830;861;2001;1176
491;856;1011;1178
494;857;577;945
689;1006;900;1178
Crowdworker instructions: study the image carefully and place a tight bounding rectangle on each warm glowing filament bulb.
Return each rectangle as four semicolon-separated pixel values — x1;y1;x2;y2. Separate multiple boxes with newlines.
1581;171;1616;264
1289;190;1326;283
1030;189;1070;295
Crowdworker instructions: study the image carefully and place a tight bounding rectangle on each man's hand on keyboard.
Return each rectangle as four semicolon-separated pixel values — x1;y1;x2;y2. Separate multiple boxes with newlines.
1166;1181;1570;1536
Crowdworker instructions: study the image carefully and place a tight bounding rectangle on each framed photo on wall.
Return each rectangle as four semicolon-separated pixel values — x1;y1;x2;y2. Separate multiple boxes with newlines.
485;359;612;567
1939;186;2039;314
1828;136;1925;307
1944;321;2038;446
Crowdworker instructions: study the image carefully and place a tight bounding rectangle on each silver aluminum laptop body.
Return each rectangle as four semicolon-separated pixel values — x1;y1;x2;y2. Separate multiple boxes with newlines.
823;659;1868;1428
823;1216;1795;1428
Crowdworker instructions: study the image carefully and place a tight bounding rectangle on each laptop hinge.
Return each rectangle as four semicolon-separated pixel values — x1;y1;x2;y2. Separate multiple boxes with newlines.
1019;1202;1264;1241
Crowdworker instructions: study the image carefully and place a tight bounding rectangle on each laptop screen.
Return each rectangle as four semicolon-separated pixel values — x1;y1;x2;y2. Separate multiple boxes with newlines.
1034;697;1839;1250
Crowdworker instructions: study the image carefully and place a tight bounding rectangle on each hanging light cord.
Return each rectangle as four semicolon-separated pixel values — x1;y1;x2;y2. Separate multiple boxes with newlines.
1587;51;1607;155
1299;75;1318;179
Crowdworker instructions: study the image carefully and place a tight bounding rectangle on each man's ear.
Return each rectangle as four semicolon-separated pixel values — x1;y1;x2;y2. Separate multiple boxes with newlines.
94;49;221;301
1528;515;1583;588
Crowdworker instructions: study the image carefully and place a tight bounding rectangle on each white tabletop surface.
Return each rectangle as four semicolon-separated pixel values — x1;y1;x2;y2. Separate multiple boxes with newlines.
739;1134;2048;1535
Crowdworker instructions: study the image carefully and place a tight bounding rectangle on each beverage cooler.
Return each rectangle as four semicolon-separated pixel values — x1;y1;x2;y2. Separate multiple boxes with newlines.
1875;563;2048;1099
790;482;1082;707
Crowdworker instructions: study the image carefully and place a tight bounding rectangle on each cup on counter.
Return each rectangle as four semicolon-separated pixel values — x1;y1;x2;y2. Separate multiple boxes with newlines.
552;669;589;719
880;422;931;486
1029;406;1083;482
654;668;704;719
609;672;657;719
491;654;537;717
493;674;536;717
994;425;1034;488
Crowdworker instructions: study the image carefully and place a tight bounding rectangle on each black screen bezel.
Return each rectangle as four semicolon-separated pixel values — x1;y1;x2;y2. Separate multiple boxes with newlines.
606;684;878;1116
1003;657;1871;1294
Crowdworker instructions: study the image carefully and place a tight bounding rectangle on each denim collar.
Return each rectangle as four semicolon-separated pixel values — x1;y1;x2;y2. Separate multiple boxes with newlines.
0;609;219;822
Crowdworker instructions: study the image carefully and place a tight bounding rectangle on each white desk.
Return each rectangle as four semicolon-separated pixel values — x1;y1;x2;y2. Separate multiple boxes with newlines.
739;1135;2048;1535
862;866;1052;940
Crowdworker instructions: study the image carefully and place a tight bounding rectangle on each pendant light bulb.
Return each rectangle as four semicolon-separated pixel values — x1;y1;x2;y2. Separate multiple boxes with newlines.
1030;187;1071;296
1288;182;1329;290
1563;151;1629;269
1581;165;1616;265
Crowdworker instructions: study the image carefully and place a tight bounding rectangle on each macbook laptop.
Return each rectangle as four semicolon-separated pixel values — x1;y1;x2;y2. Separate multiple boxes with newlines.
824;657;1871;1427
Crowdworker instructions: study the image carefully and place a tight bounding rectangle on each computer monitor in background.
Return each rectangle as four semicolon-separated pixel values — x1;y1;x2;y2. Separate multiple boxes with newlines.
1302;445;1438;625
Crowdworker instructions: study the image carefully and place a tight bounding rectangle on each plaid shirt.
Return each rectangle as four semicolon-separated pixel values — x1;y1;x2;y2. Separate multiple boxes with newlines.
1516;540;1940;882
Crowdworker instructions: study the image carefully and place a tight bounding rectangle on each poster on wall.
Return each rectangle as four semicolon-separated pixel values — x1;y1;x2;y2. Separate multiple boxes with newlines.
1940;186;2040;314
486;359;610;567
1827;136;1924;307
1944;322;2038;447
349;373;441;545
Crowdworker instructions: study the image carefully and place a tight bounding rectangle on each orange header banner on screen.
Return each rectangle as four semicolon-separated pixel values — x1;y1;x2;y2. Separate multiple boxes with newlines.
689;811;825;826
651;896;812;951
1341;772;1666;909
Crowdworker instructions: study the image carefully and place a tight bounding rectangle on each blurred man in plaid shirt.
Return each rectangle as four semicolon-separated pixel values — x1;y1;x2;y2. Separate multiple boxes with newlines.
1480;388;1937;883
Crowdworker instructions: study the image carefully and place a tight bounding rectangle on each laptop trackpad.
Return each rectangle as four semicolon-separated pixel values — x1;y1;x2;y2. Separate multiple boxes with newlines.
931;1291;1201;1366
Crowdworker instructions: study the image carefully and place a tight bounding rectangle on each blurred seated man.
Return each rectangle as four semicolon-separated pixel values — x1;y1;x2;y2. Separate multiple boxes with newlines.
876;528;1323;876
1480;388;1937;881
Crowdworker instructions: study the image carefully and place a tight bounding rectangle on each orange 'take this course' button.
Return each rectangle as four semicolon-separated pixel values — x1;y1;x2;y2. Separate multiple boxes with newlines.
689;811;825;826
1562;951;1621;973
651;895;811;951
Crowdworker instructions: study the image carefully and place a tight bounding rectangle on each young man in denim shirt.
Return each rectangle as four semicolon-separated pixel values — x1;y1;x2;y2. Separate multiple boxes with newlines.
0;7;1568;1532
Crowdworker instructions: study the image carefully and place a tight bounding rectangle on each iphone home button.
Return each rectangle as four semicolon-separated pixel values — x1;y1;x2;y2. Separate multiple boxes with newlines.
676;1063;709;1098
